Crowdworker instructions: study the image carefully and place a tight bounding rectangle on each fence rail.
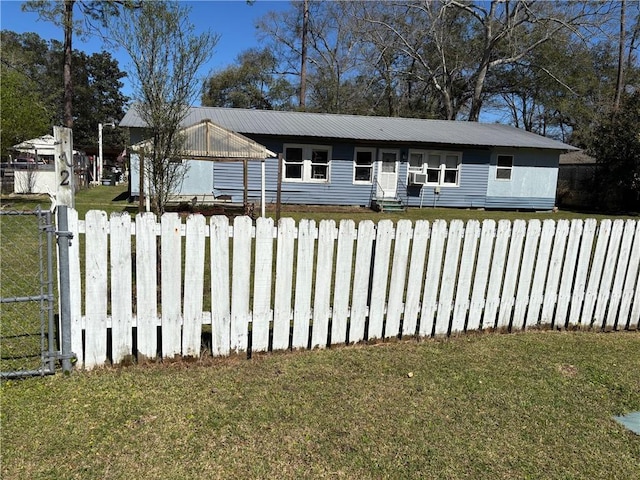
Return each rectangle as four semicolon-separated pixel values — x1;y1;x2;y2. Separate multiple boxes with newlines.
67;211;640;369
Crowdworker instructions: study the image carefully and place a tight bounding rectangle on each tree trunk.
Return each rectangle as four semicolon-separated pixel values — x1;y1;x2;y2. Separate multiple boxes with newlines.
468;62;489;122
614;0;626;111
299;0;309;109
63;0;74;128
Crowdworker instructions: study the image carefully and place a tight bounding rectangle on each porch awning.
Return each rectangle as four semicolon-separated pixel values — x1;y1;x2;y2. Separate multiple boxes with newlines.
132;119;276;160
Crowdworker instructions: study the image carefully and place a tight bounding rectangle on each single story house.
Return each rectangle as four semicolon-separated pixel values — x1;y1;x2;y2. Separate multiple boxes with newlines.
119;106;578;211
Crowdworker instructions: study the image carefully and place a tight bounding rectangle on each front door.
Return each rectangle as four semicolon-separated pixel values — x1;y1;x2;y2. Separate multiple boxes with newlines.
377;150;399;198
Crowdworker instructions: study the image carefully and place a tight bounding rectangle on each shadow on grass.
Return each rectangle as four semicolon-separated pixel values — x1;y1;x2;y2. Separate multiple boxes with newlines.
112;190;130;202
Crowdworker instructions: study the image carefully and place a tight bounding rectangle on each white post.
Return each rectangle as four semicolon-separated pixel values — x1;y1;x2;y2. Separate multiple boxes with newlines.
98;122;103;184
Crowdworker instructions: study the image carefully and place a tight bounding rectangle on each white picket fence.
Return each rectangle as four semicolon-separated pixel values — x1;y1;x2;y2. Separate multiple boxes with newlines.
65;210;640;369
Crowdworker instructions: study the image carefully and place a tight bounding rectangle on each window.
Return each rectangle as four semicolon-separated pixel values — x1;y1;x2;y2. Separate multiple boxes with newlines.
496;155;513;180
409;152;424;171
284;147;303;179
381;152;397;172
311;149;329;180
353;148;374;183
427;154;441;183
283;145;331;182
408;149;461;186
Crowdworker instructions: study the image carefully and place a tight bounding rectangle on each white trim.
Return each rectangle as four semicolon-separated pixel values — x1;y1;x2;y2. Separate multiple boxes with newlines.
282;144;332;183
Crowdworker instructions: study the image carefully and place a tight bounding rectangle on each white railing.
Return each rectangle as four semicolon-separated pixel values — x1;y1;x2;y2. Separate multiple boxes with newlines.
66;211;640;369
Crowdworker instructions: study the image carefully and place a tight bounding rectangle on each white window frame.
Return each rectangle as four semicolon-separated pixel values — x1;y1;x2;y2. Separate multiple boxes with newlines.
353;147;375;184
407;149;461;187
496;154;513;181
283;144;331;183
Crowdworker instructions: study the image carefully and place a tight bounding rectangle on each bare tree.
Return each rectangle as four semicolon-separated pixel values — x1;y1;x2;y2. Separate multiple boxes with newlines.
258;1;363;113
110;0;218;214
359;1;611;121
22;0;134;128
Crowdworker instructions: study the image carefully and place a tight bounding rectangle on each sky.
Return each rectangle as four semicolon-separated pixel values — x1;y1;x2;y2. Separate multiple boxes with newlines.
0;0;291;101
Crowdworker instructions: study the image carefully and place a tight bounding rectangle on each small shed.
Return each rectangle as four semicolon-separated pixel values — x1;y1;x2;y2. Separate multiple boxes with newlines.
11;134;57;163
130;119;276;215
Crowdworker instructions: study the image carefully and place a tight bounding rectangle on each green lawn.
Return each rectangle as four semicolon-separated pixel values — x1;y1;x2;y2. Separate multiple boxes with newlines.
2;331;639;479
1;184;635;222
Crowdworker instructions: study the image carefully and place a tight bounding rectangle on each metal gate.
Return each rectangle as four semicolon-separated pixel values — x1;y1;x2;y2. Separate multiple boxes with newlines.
1;208;57;379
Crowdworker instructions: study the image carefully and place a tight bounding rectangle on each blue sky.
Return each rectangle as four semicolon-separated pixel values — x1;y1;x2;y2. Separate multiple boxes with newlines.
0;0;291;102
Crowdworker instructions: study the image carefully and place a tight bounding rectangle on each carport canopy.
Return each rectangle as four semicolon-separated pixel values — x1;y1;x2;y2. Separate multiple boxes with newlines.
132;119;277;216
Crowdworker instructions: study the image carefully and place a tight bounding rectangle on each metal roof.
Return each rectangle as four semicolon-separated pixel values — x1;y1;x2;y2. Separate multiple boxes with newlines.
121;106;578;151
12;134;57;154
131;119;276;160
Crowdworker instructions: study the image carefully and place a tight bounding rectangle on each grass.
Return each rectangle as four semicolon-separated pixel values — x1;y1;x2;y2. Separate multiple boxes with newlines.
1;183;636;222
1;331;639;479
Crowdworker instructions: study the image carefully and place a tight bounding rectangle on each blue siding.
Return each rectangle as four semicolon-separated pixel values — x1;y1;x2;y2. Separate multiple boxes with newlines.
129;155;215;197
212;154;375;206
487;149;558;198
485;196;556;210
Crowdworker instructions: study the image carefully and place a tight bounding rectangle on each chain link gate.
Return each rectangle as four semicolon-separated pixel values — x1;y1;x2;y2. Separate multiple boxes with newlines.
1;208;58;379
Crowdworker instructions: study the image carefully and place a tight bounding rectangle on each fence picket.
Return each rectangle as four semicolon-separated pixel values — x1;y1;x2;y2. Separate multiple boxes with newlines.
540;220;570;327
385;220;412;339
368;220;393;340
331;220;356;345
402;220;429;336
67;209;83;368
512;220;541;331
161;213;182;358
231;216;252;352
435;220;463;335
110;213;133;364
350;221;375;343
581;220;612;328
630;260;640;330
182;215;206;357
483;220;511;330
452;220;479;333
252;217;274;352
604;220;635;330
618;221;640;330
84;210;109;369
555;220;583;329
593;219;624;329
568;219;597;327
135;213;158;361
526;220;555;329
420;219;447;337
292;219;315;349
311;220;336;348
210;216;230;356
273;218;295;350
497;219;526;330
467;220;496;331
